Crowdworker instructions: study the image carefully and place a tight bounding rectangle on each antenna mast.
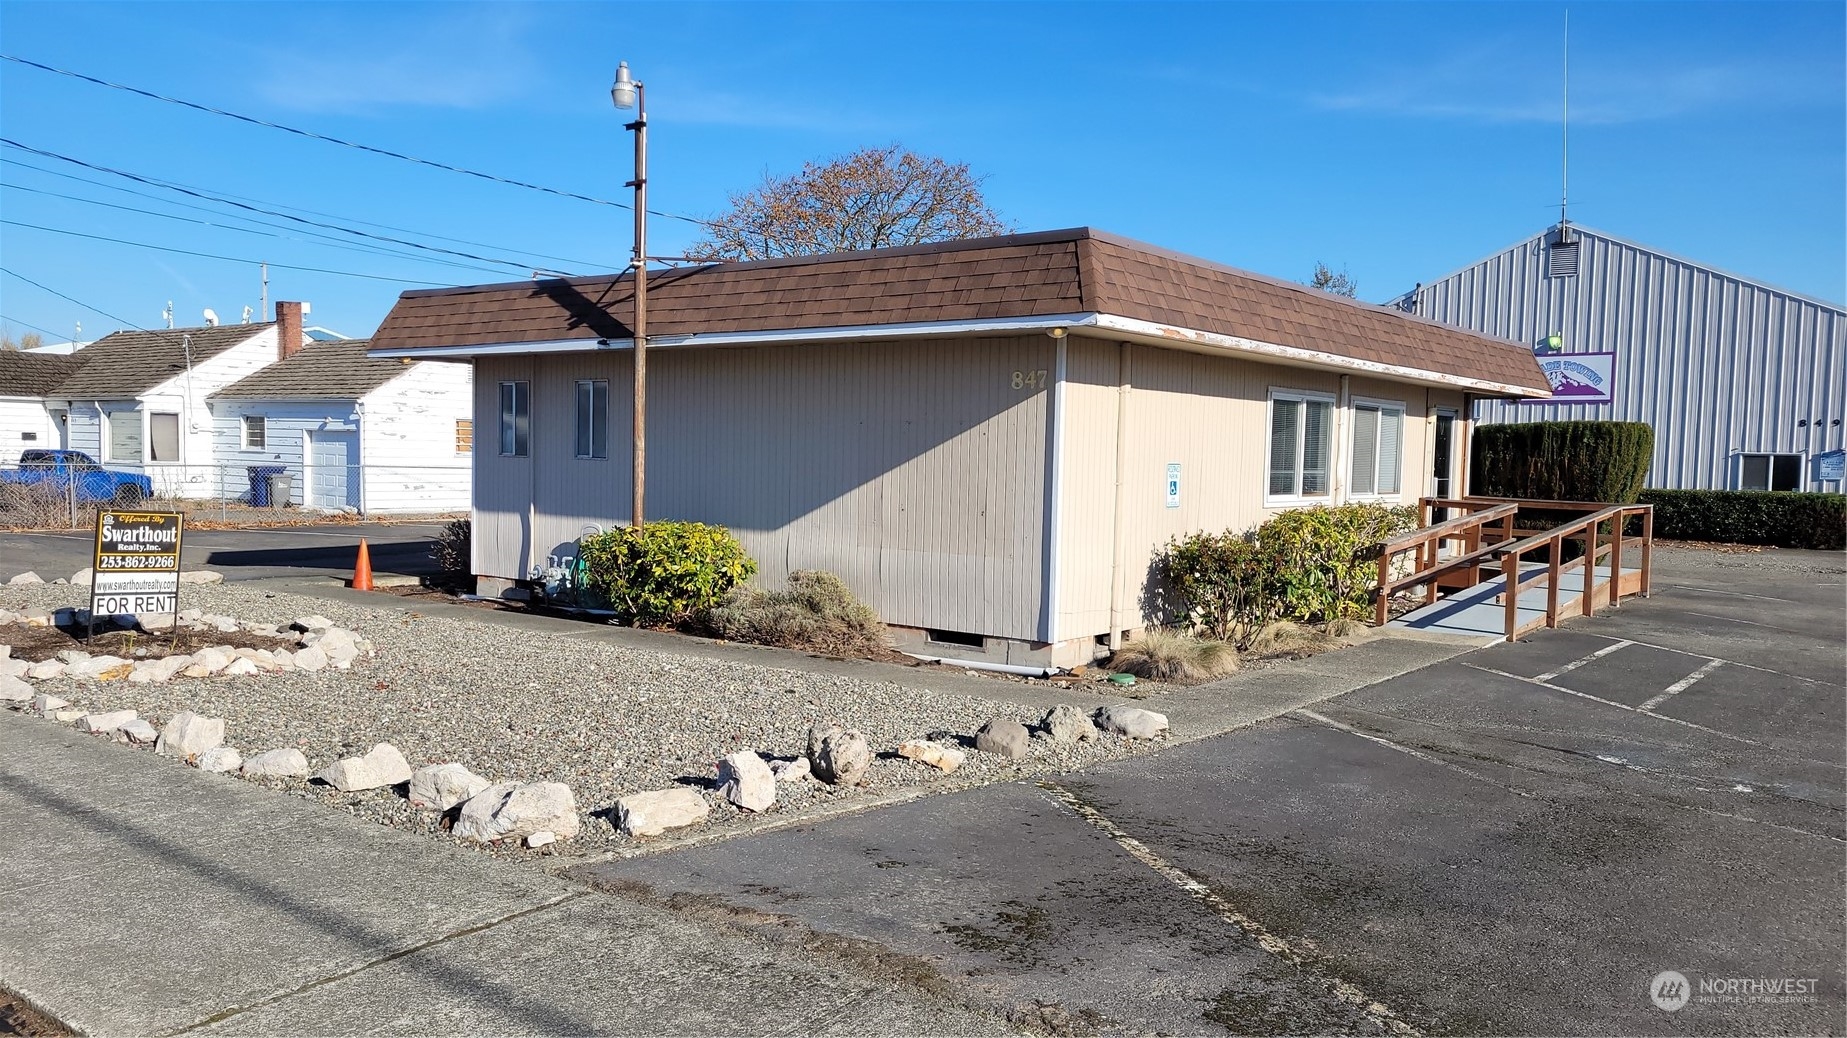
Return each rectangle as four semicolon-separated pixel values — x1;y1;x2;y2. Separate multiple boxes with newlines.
1560;9;1570;241
261;262;270;321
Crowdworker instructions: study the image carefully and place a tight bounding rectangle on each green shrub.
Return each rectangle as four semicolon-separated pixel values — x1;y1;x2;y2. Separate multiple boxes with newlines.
1637;490;1845;550
1471;421;1655;503
1160;503;1417;643
578;521;757;626
1108;628;1239;683
706;570;886;656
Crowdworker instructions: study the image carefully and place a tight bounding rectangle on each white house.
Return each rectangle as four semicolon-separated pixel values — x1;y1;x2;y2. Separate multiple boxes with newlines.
210;337;473;513
0;350;86;464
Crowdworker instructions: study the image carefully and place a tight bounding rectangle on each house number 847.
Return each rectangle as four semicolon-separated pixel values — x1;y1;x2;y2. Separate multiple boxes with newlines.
1012;369;1048;390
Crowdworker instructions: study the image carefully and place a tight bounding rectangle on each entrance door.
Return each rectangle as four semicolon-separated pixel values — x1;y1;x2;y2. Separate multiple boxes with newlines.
308;430;359;510
1431;411;1457;521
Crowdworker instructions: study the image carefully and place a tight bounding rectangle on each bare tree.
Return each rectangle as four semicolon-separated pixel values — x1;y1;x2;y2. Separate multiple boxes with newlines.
1308;262;1359;299
0;331;44;351
690;145;1011;261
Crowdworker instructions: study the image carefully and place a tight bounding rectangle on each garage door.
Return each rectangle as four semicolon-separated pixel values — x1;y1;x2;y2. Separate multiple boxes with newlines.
308;431;359;510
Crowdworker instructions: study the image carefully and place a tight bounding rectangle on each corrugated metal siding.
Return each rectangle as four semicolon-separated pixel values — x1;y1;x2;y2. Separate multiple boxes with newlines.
474;337;1051;641
1412;227;1846;490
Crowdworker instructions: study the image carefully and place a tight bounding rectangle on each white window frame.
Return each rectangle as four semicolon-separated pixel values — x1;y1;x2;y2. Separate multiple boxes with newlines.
1738;451;1804;492
498;381;530;458
1348;396;1406;501
242;415;267;450
1264;388;1337;506
573;379;609;460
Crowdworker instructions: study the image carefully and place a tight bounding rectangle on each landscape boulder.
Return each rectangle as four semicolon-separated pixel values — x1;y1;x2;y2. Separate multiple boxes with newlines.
716;751;776;812
0;673;32;702
1094;705;1169;740
1041;704;1099;743
119;718;158;743
896;739;966;773
408;762;492;811
769;757;811;783
75;709;138;734
25;660;66;680
241;747;310;778
8;571;43;585
453;781;581;844
616;788;711;838
32;693;70;717
156;711;226;758
315;743;413;791
806;724;872;786
196;746;243;773
67;655;132;681
974;718;1032;758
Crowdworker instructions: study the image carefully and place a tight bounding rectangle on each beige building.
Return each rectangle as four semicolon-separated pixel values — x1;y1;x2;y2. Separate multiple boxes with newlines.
370;229;1548;668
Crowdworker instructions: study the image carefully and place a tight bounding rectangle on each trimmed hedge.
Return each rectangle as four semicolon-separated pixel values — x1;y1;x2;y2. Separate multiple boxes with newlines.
1472;421;1654;503
1637;490;1846;550
578;521;757;626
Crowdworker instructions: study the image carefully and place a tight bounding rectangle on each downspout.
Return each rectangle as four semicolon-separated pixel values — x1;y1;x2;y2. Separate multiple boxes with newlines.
1107;342;1132;652
1460;393;1475;496
354;399;367;516
1334;374;1352;503
1043;333;1069;647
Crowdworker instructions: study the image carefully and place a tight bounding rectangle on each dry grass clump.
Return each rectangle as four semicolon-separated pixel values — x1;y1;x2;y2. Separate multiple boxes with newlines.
1108;628;1240;683
1245;619;1314;655
1323;617;1372;642
705;570;887;657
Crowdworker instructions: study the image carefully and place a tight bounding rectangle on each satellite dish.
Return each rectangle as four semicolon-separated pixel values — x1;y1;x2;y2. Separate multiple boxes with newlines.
203;308;220;327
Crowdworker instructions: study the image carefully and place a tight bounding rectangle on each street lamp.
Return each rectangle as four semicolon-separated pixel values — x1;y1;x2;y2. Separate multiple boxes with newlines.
611;60;648;528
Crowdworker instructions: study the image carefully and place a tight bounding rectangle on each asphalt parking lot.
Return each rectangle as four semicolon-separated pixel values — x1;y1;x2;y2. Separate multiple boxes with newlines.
588;548;1846;1036
0;521;449;584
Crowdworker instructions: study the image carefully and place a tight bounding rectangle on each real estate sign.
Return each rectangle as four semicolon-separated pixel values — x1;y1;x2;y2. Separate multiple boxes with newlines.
91;510;184;617
1524;352;1617;405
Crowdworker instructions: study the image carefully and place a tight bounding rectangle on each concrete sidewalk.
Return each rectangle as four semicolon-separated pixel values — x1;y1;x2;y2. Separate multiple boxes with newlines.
0;711;1005;1036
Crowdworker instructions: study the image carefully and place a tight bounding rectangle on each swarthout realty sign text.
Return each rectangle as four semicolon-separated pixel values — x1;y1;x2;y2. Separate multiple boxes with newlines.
91;510;184;618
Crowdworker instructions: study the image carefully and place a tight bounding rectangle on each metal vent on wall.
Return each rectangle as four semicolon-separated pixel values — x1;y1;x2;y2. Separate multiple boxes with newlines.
1547;241;1581;278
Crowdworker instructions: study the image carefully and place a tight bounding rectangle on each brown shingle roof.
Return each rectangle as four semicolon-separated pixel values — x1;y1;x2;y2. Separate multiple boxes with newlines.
0;350;86;397
371;228;1548;393
54;324;276;398
212;339;404;400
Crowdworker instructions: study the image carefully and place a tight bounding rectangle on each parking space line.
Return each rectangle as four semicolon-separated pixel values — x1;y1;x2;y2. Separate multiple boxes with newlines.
1640;659;1725;711
1667;584;1794;603
1461;663;1762;745
1605;636;1834;687
1292;709;1537;799
1533;639;1633;682
1038;780;1422;1037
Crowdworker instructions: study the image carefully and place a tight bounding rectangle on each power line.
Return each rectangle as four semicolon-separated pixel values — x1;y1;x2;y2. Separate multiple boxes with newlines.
1;139;575;274
0;312;70;340
2;155;616;269
0;266;144;329
1;180;533;277
2;219;455;286
0;53;712;227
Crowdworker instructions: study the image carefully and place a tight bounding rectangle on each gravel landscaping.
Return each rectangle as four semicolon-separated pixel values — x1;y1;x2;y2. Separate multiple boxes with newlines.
1;580;1159;859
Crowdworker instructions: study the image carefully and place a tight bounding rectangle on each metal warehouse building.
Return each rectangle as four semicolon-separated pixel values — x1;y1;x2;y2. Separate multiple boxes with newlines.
1396;224;1845;492
372;229;1549;668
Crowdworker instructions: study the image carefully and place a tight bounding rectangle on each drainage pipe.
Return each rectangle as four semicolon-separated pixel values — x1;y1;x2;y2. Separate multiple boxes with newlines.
902;652;1057;678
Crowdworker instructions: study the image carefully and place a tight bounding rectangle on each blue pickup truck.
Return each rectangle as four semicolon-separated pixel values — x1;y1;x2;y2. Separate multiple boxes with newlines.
0;449;153;504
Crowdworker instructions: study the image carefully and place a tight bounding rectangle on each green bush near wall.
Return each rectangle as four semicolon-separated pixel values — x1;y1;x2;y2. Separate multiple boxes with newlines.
578;521;758;626
1471;421;1655;503
1637;490;1846;550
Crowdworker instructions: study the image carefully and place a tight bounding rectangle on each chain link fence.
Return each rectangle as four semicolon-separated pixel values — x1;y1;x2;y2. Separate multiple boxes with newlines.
0;462;470;530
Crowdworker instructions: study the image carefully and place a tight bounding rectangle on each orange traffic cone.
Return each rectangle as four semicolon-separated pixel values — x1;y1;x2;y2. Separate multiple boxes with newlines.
350;538;375;591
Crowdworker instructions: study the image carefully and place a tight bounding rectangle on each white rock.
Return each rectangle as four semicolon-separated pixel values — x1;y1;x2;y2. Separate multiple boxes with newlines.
7;571;44;585
1094;705;1170;740
188;646;233;675
138;614;175;632
179;608;203;622
177;570;224;584
408;762;491;811
32;693;69;716
22;609;52;627
196;746;243;773
526;830;557;849
67;655;133;680
292;646;328;672
76;709;138;733
769;757;811;783
315;743;411;791
53;707;86;723
453;781;581;844
0;657;25;679
896;739;966;773
616;788;711;838
716;751;776;812
241;747;310;778
0;673;32;702
119;718;158;743
156;711;225;758
220;657;260;677
362;743;413;784
69;567;93;585
295;614;336;632
25;659;66;680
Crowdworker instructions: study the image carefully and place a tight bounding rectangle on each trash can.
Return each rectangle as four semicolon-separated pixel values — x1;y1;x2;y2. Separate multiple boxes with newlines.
266;471;294;509
246;465;287;507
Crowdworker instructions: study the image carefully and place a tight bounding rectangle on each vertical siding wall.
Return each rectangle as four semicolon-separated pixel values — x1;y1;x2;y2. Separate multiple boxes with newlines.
1415;228;1847;490
1055;338;1455;640
475;337;1053;642
359;361;474;512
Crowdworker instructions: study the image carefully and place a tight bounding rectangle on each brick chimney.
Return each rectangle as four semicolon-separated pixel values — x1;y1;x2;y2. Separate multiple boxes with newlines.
276;300;306;361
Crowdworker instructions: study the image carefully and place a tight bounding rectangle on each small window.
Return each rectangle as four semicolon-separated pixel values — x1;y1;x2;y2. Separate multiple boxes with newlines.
498;381;529;457
149;413;181;462
1740;453;1802;492
242;415;267;449
574;380;609;460
106;409;142;463
1267;391;1334;501
455;419;474;454
1350;401;1404;498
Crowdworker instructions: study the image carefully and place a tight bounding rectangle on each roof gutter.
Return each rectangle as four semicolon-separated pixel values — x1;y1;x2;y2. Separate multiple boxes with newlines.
367;310;1548;398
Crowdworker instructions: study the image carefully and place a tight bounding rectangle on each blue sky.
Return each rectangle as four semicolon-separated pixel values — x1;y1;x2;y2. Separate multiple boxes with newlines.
1;1;1841;343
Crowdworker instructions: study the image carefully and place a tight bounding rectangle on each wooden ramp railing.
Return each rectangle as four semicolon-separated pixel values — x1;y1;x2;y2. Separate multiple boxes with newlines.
1374;496;1654;642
